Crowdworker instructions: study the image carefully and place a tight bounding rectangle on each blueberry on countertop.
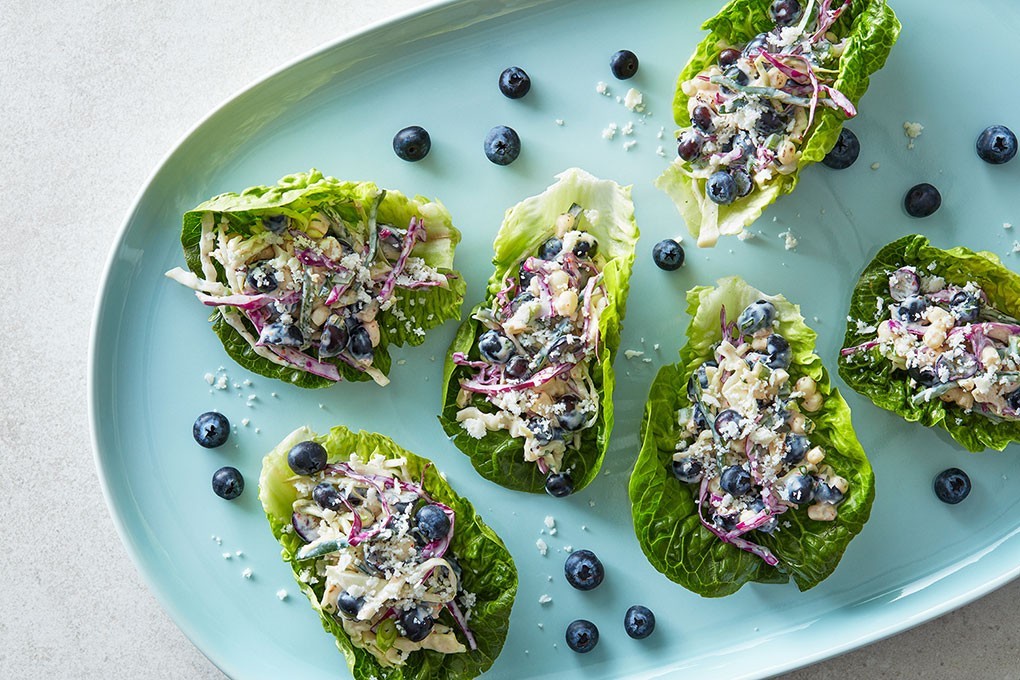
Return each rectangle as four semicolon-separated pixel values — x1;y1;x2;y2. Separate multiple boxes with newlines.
212;466;244;500
545;472;574;497
976;125;1017;164
652;239;685;271
822;128;860;169
720;465;752;496
609;50;639;79
934;467;971;504
484;125;521;165
414;503;451;542
624;605;656;639
904;183;941;218
193;411;230;448
392;125;431;162
706;171;737;205
288;440;328;476
498;66;531;99
564;549;605;590
565;619;600;653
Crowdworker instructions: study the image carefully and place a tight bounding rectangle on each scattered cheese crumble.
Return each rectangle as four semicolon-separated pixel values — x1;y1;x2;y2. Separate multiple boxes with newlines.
870;162;880;170
601;123;618;140
1005;222;1013;230
555;119;564;126
624;349;645;359
623;88;644;112
779;230;799;251
276;589;288;601
538;594;552;604
622;140;637;151
596;81;610;96
242;568;253;580
536;538;548;556
903;121;924;149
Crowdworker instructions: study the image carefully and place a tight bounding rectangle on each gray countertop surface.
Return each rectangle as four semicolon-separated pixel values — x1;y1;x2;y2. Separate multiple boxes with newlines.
4;1;1015;677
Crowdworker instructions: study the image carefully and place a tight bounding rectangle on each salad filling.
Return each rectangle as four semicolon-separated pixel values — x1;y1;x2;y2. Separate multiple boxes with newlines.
453;205;607;486
166;171;464;387
677;298;848;564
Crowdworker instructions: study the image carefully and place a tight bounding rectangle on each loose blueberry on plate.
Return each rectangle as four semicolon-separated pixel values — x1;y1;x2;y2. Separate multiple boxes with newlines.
738;299;777;334
479;329;514;363
545;471;574;498
415;503;451;542
564;549;605;591
652;239;685;271
766;333;792;369
539;236;563;260
566;619;599;653
706;170;737;205
673;458;703;483
933;467;971;504
212;466;244;500
624;605;655;639
484;125;521;165
193;411;230;448
337;590;365;618
771;0;802;26
822;128;860;169
785;474;814;505
398;607;435;642
976;125;1017;164
498;66;531;99
904;183;941;218
720;465;752;496
392;125;431;162
312;482;345;511
609;50;639;79
288;440;328;476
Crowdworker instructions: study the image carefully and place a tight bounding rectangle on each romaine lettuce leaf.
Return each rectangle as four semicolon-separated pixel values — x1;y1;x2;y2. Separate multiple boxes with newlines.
839;234;1020;451
629;277;874;596
439;168;639;494
180;170;465;388
258;425;517;679
655;0;900;246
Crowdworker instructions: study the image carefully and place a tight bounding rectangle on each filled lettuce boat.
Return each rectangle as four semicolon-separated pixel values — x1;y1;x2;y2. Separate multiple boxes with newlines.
259;425;516;678
840;235;1020;451
655;0;900;246
166;170;465;387
440;168;638;497
630;277;873;596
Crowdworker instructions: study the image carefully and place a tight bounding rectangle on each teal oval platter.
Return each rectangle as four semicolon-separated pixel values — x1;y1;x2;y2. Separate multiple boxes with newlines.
89;0;1020;678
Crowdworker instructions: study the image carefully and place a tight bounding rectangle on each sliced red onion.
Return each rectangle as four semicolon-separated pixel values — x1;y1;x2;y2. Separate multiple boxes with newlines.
291;511;320;543
447;600;478;651
267;346;341;382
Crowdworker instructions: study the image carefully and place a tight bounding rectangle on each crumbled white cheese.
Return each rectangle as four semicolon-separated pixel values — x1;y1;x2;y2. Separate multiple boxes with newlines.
222;552;232;560
204;372;215;385
738;230;756;242
653;344;660;351
563;545;572;553
624;349;645;359
596;81;610;96
1005;222;1013;230
215;374;228;390
903;121;924;149
602;123;618;140
536;538;548;556
657;126;665;139
623;88;644;112
241;418;250;427
656;146;666;157
870;162;880;170
544;515;556;529
555;119;565;126
1012;241;1020;254
538;594;552;604
276;589;288;601
623;140;637;151
621;122;635;136
242;568;253;580
779;230;799;251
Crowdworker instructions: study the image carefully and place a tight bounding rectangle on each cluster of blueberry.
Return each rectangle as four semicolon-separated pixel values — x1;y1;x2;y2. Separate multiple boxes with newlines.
193;411;244;500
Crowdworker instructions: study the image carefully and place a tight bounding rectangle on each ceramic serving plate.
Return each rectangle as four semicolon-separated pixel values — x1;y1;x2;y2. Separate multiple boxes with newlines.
89;0;1020;677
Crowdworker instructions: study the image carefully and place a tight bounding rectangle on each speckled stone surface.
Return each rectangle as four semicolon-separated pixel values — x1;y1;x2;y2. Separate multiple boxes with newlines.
2;1;1014;677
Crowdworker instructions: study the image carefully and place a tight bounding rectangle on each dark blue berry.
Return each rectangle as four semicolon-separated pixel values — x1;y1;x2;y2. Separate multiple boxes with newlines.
245;263;279;293
264;214;290;234
766;333;792;369
720;465;752;496
976;125;1017;164
337;591;364;618
677;130;705;161
672;457;703;483
348;325;374;360
478;329;514;363
504;355;530;380
288;441;328;476
652;239;685;270
539;237;562;259
894;295;929;322
624;605;655;639
566;619;599;653
318;322;350;358
313;483;345;511
212;466;244;500
822;128;860;169
738;299;777;334
813;479;845;505
691;104;714;132
392;126;431;162
732;167;753;197
950;291;980;323
785;475;814;505
484;125;521;165
713;409;743;440
557;395;587;431
573;238;597;258
904;183;941;218
718;48;741;67
771;0;802;26
564;549;604;591
415;504;451;542
399;607;434;642
784;433;810;465
193;411;229;448
259;322;303;347
706;171;737;205
609;50;639;79
498;66;531;99
933;468;971;504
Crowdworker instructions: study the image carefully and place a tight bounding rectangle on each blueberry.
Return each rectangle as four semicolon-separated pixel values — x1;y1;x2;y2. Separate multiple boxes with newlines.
398;607;435;642
545;472;574;497
573;238;597;258
558;395;587;431
212;466;244;500
906;364;937;387
756;106;787;136
346;325;373;361
484;125;521;165
720;465;752;496
337;591;364;618
504;355;530;380
1008;388;1020;413
933;467;971;504
392;125;431;162
566;619;599;653
677;130;705;161
738;299;777;334
813;479;845;505
672;457;703;483
692;403;709;430
742;32;769;58
976;125;1017;164
706;171;737;205
313;483;345;511
193;411;230;448
498;66;531;99
691;104;714;133
478;329;514;363
724;66;749;87
624;605;655;639
264;214;290;234
723;131;755;161
713;409;743;440
904;183;941;218
785;474;814;505
718;48;741;67
784;433;810;464
245;263;279;293
822;128;860;169
528;417;561;445
771;0;802;26
950;291;980;323
415;503;451;542
259;322;304;348
731;167;753;198
288;440;328;476
894;295;929;322
652;239;685;271
318;322;350;358
539;237;563;260
564;549;604;590
609;50;639;79
766;333;792;370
